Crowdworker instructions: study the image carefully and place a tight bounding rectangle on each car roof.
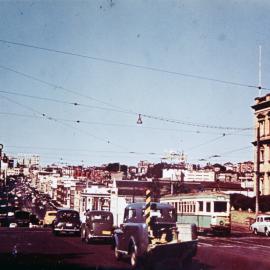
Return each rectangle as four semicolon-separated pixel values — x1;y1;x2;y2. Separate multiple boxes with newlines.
87;210;113;215
126;202;174;210
57;209;79;213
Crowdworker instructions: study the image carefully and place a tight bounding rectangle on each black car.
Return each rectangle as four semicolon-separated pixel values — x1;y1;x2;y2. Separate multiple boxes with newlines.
81;210;114;243
52;209;81;236
14;210;31;227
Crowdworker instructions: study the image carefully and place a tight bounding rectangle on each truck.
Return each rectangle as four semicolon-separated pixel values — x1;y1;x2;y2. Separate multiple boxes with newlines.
113;202;198;269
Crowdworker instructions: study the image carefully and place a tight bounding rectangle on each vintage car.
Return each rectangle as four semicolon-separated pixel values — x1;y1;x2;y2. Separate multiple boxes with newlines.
113;202;198;268
52;209;81;236
81;210;114;243
43;210;57;227
250;215;270;236
14;210;31;227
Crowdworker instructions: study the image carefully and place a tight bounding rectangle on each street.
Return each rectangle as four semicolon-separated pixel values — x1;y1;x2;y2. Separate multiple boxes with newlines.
0;227;270;270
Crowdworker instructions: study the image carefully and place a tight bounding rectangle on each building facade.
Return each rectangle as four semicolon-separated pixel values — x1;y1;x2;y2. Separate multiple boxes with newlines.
252;94;270;195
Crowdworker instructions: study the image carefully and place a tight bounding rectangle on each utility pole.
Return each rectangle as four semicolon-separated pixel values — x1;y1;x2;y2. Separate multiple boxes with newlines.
255;126;260;215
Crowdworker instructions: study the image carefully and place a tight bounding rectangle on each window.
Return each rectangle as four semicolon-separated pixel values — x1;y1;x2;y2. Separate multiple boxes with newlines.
192;203;195;213
124;209;136;221
260;147;265;162
265;217;270;222
198;201;203;212
214;202;227;212
206;202;211;212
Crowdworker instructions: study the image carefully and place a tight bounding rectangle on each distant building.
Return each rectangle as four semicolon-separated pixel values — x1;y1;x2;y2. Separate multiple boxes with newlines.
17;154;40;167
137;160;152;175
252;94;270;195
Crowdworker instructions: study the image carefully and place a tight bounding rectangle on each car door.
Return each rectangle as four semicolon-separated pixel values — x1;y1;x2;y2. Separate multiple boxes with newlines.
117;208;137;252
258;217;264;233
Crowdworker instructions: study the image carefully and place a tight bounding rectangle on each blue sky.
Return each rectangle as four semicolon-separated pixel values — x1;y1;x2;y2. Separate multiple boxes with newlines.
0;0;269;166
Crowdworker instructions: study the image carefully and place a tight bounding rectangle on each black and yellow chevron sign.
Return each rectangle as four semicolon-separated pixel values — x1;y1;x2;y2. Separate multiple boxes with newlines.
145;189;151;231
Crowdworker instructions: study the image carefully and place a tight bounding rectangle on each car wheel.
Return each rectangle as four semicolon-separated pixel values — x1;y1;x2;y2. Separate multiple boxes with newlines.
253;228;258;235
53;230;59;236
81;228;86;242
114;245;122;261
265;228;270;237
130;247;140;269
85;229;91;244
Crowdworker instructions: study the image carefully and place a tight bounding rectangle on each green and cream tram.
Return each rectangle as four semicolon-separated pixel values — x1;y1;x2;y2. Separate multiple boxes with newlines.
160;192;231;235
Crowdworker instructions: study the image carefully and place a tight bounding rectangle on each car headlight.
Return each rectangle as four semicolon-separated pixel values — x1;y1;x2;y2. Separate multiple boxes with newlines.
56;222;63;227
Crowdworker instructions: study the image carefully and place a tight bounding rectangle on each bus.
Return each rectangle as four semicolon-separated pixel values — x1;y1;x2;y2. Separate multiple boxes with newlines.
160;192;231;235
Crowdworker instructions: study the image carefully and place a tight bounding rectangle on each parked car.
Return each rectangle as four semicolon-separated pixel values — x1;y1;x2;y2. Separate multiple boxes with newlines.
81;210;114;243
250;215;270;236
52;209;81;236
43;210;57;227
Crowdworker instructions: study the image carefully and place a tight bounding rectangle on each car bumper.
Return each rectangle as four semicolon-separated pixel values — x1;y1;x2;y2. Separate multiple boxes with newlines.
54;228;80;232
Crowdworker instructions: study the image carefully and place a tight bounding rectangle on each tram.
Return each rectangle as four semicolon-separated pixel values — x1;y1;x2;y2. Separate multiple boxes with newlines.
160;192;231;235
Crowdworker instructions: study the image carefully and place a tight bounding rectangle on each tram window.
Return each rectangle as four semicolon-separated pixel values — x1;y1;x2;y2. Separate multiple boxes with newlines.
206;202;211;212
214;201;227;212
198;201;203;212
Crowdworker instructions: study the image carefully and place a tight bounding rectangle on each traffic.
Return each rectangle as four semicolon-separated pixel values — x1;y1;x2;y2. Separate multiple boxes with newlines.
1;175;270;270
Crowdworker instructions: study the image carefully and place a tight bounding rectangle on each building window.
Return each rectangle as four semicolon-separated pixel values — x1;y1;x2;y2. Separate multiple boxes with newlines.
259;120;265;137
260;147;265;162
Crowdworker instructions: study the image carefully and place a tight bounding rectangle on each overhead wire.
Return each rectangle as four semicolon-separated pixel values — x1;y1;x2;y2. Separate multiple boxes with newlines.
0;94;125;149
0;110;253;137
0;38;267;91
0;70;253;131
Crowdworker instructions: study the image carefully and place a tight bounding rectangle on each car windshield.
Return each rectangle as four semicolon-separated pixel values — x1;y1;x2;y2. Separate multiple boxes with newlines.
142;208;176;222
90;213;112;222
58;211;79;221
15;211;30;219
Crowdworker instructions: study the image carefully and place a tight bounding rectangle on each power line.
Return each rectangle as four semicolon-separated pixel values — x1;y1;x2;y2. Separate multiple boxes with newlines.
6;145;164;156
187;134;227;151
0;110;253;137
0;38;267;91
0;94;125;149
0;64;126;111
0;80;253;131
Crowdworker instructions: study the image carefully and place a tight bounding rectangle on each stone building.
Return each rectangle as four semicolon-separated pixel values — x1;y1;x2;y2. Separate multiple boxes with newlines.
252;94;270;195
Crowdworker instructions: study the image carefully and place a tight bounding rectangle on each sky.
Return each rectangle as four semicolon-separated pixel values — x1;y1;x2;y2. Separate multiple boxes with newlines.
0;0;270;167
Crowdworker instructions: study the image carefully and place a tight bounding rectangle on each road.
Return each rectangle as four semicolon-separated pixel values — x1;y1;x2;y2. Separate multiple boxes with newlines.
0;227;270;270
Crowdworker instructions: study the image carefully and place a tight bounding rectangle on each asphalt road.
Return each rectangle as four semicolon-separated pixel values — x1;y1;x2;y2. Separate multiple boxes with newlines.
0;227;270;270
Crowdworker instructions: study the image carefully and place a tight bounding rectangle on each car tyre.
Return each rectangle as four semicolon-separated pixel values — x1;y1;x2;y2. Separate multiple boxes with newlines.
53;230;59;236
253;228;258;235
85;229;91;244
265;228;270;237
81;228;86;242
130;247;141;269
114;245;122;261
